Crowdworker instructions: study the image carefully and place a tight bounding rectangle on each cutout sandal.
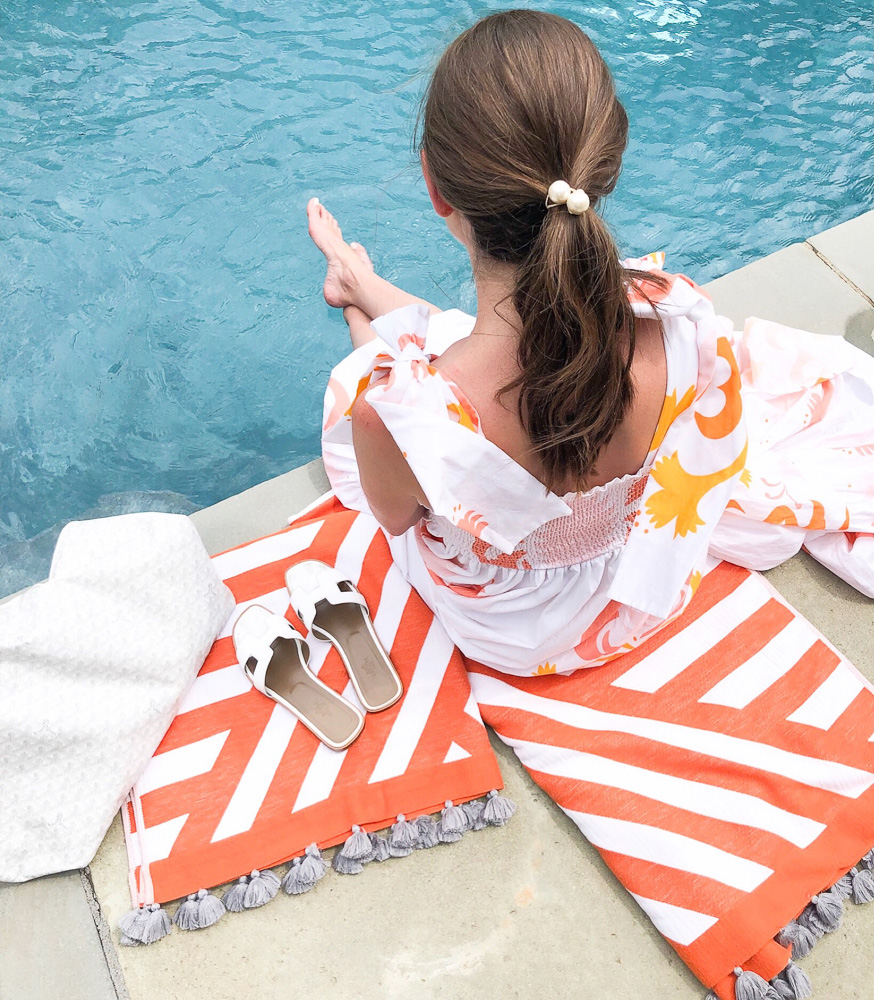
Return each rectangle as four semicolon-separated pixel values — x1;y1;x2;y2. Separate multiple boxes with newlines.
285;560;403;713
232;605;364;751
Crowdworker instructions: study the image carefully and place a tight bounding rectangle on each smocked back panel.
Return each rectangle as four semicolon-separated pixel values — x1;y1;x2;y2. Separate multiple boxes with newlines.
426;468;650;570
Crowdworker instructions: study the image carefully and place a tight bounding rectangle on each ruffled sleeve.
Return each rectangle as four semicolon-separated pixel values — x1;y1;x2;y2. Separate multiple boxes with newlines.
322;303;572;553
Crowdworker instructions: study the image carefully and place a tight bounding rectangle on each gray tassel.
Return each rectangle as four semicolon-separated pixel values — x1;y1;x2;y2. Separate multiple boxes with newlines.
830;871;854;899
283;857;317;895
798;891;842;935
861;849;874;869
771;980;794;1000
775;920;818;960
462;798;487;832
242;868;280;908
300;843;327;882
733;966;781;1000
774;961;812;1000
223;876;249;913
414;814;440;849
851;866;874;903
437;800;467;843
118;903;171;945
482;789;516;826
120;934;142;947
339;824;373;861
173;889;225;930
389;813;419;857
332;850;365;874
369;832;392;862
173;894;200;931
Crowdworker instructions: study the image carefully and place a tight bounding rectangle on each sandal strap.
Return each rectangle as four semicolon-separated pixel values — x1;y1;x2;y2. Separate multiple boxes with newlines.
235;613;300;695
289;567;367;631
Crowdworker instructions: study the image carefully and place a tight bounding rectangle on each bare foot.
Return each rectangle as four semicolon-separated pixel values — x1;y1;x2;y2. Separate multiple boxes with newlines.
307;197;372;308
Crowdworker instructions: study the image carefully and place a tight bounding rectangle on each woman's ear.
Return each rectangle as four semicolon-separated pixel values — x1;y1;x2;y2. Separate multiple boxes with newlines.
421;151;454;219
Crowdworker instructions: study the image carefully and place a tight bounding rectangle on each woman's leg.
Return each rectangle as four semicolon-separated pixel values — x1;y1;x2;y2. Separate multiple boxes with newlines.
342;304;378;349
307;197;442;327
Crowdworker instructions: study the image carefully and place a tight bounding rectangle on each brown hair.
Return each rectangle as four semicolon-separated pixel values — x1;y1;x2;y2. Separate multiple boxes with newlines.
418;10;670;492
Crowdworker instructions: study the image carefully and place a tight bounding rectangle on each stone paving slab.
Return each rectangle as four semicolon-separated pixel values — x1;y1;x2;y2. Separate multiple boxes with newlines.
705;240;874;354
0;870;119;1000
808;209;874;306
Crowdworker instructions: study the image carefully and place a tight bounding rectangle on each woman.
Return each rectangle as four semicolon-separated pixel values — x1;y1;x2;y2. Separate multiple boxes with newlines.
308;9;874;676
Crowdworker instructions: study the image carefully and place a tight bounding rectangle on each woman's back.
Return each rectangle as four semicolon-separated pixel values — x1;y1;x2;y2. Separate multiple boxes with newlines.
433;313;668;494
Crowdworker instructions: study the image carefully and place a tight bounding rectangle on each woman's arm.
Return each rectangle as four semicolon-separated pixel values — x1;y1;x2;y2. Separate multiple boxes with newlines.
350;388;429;536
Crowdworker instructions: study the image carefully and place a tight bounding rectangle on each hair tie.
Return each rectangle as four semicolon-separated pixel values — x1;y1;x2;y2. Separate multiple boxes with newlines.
545;180;590;215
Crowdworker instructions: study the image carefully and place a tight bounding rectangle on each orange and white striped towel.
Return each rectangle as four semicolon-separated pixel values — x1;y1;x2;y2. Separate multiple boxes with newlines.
469;559;874;999
123;497;502;908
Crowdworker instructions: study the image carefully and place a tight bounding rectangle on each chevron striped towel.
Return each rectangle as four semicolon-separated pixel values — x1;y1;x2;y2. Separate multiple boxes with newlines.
469;558;874;999
122;500;874;999
122;497;503;914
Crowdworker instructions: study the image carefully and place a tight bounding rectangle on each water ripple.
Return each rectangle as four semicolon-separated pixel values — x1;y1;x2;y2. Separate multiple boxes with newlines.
1;0;873;579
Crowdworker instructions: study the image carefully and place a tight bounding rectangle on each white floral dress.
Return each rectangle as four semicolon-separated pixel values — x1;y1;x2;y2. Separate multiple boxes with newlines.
321;253;874;677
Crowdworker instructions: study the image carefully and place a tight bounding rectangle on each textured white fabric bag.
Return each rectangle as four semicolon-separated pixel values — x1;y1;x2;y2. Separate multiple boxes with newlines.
0;512;235;882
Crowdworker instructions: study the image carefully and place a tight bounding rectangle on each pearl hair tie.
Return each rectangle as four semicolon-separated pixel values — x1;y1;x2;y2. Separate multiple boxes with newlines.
545;179;590;214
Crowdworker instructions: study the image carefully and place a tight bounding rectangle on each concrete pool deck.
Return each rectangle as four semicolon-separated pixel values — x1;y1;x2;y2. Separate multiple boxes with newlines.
3;209;874;1000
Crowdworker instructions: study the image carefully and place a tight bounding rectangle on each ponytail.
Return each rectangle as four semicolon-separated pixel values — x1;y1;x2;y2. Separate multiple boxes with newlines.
504;207;668;492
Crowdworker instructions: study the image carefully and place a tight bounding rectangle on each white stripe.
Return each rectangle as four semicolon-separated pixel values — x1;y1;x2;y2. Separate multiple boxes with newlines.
212;521;323;582
443;742;472;764
698;617;817;709
331;513;381;591
177;665;252;714
210;704;297;842
368;619;454;784
372;562;412;654
463;689;481;721
564;810;773;891
506;737;825;848
293;724;350;812
140;814;189;864
786;665;866;730
628;893;719;946
472;673;874;798
130;786;154;903
137;731;230;796
287;489;333;525
612;575;768;692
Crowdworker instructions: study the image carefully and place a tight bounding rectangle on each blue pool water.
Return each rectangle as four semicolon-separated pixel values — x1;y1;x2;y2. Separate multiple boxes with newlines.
2;0;874;592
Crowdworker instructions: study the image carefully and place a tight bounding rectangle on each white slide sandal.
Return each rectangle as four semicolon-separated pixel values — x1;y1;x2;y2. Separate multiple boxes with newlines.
232;605;364;751
285;560;403;713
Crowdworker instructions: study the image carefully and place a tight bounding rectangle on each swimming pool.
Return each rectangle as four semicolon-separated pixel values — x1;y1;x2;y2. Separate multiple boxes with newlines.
2;0;873;593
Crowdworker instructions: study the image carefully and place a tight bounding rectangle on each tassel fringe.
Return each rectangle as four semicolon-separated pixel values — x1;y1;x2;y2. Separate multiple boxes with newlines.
118;791;516;944
732;966;780;1000
283;844;328;894
437;800;467;843
118;903;171;945
173;889;225;930
483;789;516;826
389;813;419;857
414;814;440;848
